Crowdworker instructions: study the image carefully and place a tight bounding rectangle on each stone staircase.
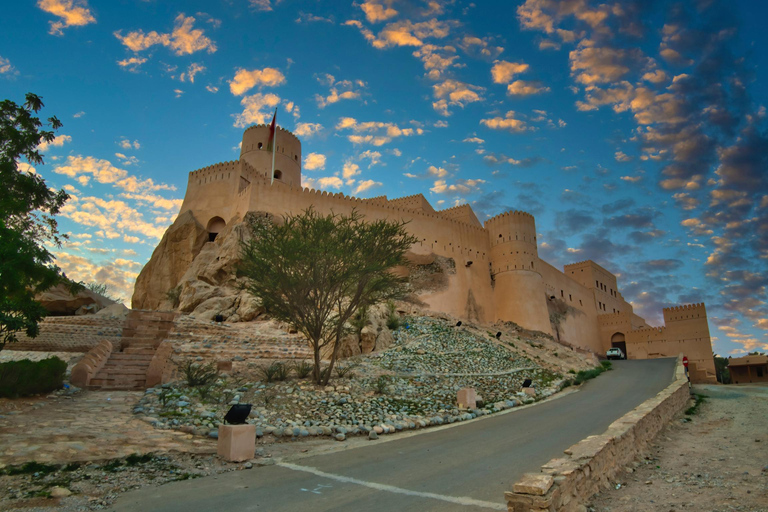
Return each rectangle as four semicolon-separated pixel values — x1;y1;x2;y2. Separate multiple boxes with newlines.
88;311;176;390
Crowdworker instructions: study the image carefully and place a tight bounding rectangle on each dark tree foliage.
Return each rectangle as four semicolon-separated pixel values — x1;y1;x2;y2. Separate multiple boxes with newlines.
239;208;417;385
0;93;77;351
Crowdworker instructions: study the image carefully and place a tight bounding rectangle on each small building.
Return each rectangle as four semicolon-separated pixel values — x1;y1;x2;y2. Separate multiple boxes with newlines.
728;355;768;384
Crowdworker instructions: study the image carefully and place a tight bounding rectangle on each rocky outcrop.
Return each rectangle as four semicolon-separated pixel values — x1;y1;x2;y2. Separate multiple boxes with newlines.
131;210;209;310
36;284;115;316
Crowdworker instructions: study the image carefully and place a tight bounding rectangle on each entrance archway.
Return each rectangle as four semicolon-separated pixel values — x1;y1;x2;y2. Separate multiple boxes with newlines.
611;332;627;357
206;216;226;242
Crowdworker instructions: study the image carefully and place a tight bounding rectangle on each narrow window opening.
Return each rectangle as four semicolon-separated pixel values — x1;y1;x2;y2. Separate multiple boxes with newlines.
258;142;263;149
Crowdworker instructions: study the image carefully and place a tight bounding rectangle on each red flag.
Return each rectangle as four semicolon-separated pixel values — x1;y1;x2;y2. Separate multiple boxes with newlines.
266;109;276;151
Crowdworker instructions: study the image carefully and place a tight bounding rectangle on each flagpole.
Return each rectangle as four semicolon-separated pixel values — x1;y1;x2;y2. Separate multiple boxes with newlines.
270;108;277;185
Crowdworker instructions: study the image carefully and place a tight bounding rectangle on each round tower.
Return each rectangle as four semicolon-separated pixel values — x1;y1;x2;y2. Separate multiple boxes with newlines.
485;211;552;334
240;124;302;187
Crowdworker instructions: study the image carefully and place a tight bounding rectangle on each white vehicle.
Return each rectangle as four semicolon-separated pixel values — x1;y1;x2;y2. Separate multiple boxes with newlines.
606;347;625;360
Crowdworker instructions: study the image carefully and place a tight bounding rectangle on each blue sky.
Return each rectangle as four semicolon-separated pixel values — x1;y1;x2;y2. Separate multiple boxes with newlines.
2;0;766;356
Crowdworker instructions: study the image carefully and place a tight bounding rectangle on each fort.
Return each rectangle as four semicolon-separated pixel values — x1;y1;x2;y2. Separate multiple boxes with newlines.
132;124;717;383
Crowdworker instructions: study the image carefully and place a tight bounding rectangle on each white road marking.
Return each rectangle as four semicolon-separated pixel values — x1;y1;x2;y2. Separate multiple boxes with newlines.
278;462;506;510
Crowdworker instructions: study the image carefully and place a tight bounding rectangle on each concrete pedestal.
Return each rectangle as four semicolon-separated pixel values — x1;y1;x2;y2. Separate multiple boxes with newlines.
457;387;477;409
217;424;255;462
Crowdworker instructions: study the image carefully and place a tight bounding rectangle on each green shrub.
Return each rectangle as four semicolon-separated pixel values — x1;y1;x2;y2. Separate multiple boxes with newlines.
572;363;611;386
372;375;390;395
258;361;288;382
0;357;66;398
685;394;706;415
600;360;613;370
292;360;314;379
335;362;359;379
176;360;219;387
386;301;401;330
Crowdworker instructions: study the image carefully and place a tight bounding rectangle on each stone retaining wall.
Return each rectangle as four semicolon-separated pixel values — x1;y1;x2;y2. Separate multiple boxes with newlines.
505;355;690;512
10;316;124;352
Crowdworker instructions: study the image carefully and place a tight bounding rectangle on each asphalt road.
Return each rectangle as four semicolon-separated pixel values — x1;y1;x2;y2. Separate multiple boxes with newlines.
112;358;676;512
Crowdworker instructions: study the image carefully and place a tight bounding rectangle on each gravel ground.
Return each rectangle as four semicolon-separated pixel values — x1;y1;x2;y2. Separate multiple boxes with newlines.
587;383;768;512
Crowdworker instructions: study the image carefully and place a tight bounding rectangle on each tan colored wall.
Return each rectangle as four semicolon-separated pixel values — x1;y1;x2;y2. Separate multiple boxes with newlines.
506;357;690;511
539;260;602;352
242;178;497;323
728;355;768;384
485;211;551;334
160;127;717;367
240;125;302;187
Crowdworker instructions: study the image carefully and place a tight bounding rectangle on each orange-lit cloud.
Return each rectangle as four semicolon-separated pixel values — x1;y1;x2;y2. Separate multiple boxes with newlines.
38;0;96;36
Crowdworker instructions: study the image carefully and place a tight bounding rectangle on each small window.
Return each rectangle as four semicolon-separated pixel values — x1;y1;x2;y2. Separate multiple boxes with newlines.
274;170;283;180
258;142;263;149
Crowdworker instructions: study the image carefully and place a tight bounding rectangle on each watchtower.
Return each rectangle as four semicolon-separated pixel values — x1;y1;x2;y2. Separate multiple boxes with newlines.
240;124;302;187
485;211;551;334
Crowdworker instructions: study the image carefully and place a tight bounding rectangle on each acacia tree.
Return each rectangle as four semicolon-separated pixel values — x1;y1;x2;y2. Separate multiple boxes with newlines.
0;93;76;351
239;208;418;385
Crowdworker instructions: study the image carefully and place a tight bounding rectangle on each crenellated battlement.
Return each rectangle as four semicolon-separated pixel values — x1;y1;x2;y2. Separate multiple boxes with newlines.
484;210;534;226
189;160;241;178
243;123;300;141
663;303;705;313
663;302;707;323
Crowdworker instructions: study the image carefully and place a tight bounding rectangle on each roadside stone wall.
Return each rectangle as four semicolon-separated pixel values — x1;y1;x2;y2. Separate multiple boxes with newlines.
167;317;312;373
506;356;690;512
9;316;124;353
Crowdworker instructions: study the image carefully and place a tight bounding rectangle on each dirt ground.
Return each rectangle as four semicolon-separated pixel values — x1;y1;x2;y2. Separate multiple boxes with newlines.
588;383;768;512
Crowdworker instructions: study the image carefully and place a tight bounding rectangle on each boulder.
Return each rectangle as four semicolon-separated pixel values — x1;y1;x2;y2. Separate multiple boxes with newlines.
36;284;115;316
132;210;208;310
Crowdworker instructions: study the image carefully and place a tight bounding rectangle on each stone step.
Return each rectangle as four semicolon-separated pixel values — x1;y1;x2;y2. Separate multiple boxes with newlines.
89;378;146;389
120;348;156;356
109;353;154;361
96;367;148;376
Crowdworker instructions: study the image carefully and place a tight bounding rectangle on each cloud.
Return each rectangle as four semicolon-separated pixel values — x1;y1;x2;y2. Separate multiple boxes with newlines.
347;18;454;49
119;192;183;211
229;67;285;95
463;136;484;144
53;155;176;194
431;178;486;195
342;162;360;180
0;55;18;76
294;122;322;137
179;62;205;83
60;195;171;240
359;1;398;23
117;56;147;72
53;251;139;303
614;151;632;162
303;152;326;171
233;92;281;128
118;138;140;150
480;111;530;133
302;176;343;190
432;79;485;116
114;13;217;56
249;0;274;12
295;12;333;24
491;60;529;84
555;209;596;234
353;179;382;195
314;75;366;108
506;80;550;96
359;150;382;168
38;134;72;152
335;117;424;146
37;0;96;36
569;42;647;85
